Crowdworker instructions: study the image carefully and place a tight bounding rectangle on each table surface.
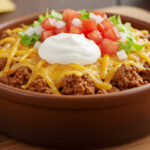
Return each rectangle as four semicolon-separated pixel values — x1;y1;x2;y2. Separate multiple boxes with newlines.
1;2;150;150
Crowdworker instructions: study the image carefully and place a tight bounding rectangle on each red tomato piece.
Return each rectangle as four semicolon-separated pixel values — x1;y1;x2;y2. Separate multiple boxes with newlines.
101;19;114;31
63;9;81;21
69;25;82;34
66;20;73;29
41;30;53;42
82;19;97;33
100;39;120;56
41;18;56;30
93;10;107;18
87;30;103;44
104;26;121;41
54;27;68;34
97;23;104;32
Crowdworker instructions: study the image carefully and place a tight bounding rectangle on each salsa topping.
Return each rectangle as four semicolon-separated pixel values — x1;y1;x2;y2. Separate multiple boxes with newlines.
19;9;144;58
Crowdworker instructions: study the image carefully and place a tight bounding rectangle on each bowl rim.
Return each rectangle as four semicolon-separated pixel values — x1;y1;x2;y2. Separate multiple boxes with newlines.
0;11;150;110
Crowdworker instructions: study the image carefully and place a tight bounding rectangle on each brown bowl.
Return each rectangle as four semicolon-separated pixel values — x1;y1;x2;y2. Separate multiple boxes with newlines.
0;12;150;149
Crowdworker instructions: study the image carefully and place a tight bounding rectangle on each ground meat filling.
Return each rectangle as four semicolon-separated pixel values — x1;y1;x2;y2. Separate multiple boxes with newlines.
0;31;12;39
143;62;150;68
0;75;9;85
60;74;96;95
111;64;147;90
0;57;7;71
0;57;150;94
140;68;150;83
0;66;32;88
28;76;53;94
107;86;120;93
10;66;32;88
96;86;120;94
96;89;107;94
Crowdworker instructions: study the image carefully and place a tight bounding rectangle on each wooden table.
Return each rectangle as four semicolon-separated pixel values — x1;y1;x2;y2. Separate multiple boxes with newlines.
1;2;150;149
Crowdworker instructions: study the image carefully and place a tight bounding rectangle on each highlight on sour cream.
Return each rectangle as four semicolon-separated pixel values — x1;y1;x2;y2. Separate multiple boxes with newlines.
38;33;101;65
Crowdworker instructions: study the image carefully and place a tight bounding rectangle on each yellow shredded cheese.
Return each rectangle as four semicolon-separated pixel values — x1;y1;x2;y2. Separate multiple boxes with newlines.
101;55;110;79
0;26;149;95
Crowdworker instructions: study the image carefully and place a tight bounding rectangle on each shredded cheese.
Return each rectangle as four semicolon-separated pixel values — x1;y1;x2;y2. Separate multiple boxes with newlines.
101;55;110;79
0;27;149;94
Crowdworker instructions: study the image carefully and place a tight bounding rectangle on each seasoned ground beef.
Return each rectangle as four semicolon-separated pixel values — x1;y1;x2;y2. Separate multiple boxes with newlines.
143;62;150;68
140;68;150;82
0;31;12;39
0;62;150;95
28;76;53;94
0;75;9;85
96;89;107;94
0;66;31;88
0;57;7;71
60;74;96;95
108;86;120;93
96;86;120;94
111;64;147;90
10;66;32;88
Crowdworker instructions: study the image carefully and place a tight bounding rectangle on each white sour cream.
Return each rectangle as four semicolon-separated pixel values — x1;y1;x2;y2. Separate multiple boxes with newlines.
38;33;101;65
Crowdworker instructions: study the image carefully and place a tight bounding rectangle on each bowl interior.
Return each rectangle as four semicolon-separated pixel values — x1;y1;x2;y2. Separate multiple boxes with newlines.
0;12;150;109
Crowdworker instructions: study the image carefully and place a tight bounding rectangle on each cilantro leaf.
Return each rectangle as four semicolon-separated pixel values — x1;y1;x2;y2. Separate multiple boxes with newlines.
38;14;46;23
19;34;41;46
79;9;91;19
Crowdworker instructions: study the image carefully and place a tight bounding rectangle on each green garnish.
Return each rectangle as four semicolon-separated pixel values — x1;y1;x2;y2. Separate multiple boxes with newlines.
109;15;144;54
119;37;144;54
79;9;91;19
38;9;62;23
38;9;51;23
19;33;41;46
31;21;41;28
19;9;63;46
51;9;62;20
22;9;62;29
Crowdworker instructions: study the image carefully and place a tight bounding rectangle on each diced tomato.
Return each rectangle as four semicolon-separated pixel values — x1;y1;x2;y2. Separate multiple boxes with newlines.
97;23;104;32
104;26;121;41
82;19;97;33
63;9;81;21
41;30;53;42
93;10;107;18
100;39;120;56
101;19;114;31
66;20;73;29
87;30;103;44
69;25;82;34
41;18;56;30
54;27;68;34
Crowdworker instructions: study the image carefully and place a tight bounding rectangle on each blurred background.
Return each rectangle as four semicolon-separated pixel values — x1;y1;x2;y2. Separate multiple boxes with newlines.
0;0;150;23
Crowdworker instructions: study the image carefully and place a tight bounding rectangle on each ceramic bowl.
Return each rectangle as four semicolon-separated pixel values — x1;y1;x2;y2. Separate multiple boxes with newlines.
0;12;150;148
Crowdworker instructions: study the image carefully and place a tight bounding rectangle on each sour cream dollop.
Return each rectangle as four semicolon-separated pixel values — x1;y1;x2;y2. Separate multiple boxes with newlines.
38;33;101;65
